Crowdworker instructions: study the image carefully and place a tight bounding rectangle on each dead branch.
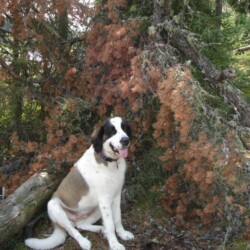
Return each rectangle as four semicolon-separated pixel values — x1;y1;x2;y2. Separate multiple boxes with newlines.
235;45;250;54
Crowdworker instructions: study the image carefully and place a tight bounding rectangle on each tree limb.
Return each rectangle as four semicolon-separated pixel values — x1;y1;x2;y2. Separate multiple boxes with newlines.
235;45;250;54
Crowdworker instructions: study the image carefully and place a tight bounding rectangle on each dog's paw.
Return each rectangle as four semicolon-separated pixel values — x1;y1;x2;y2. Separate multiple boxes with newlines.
109;241;126;250
117;230;134;241
78;237;91;250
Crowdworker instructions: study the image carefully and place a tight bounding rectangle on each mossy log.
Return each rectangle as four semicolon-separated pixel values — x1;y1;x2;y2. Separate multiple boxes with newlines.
0;169;66;245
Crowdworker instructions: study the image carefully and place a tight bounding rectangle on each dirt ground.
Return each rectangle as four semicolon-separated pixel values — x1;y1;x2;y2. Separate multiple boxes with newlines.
2;200;248;250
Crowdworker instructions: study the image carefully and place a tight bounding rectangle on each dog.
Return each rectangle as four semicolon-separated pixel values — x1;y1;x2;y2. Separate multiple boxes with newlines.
25;117;134;250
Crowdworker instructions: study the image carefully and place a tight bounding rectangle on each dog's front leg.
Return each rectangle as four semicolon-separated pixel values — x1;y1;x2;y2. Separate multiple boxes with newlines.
99;199;125;250
112;194;134;241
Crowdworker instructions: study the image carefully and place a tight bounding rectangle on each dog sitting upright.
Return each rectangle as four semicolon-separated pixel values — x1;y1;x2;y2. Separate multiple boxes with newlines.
25;117;134;250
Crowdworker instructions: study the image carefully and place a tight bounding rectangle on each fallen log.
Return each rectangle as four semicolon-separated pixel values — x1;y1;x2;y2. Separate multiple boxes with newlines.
0;168;67;245
161;22;250;127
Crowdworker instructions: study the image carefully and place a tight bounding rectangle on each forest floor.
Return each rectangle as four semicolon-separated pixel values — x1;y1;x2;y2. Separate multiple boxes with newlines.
2;199;249;250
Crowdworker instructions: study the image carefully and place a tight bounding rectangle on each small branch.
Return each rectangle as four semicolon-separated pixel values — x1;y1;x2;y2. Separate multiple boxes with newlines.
0;57;22;81
235;45;250;54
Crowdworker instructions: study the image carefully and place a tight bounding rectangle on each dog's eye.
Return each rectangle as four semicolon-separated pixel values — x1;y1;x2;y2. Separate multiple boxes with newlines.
121;122;127;132
106;125;116;137
110;126;116;134
121;121;132;138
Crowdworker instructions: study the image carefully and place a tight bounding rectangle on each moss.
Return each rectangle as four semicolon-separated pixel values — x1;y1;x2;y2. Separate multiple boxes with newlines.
230;240;250;250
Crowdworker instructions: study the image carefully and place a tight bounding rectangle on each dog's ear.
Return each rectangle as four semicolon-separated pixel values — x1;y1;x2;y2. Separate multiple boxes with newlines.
122;121;132;139
91;125;105;153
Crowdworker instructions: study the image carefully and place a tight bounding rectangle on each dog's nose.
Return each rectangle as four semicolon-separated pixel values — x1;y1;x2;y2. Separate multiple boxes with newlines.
120;137;130;146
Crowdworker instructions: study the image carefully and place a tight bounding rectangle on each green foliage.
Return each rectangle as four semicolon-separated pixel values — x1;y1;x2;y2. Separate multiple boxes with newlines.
227;0;250;13
126;138;168;204
0;83;13;154
129;141;166;187
138;18;151;38
125;0;153;18
232;52;250;102
188;12;231;67
185;2;250;105
0;79;44;161
230;13;250;102
56;97;94;136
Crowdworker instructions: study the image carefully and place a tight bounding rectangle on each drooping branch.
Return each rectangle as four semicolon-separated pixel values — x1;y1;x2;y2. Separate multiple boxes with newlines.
161;22;250;127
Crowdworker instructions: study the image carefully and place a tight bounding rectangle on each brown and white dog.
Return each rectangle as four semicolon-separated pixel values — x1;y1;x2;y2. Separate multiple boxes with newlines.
25;117;134;250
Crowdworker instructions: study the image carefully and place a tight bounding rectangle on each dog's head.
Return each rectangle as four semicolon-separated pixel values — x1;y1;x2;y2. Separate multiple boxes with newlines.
91;117;132;160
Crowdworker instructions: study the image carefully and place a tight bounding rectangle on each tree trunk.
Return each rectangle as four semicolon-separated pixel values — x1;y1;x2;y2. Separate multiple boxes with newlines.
58;0;69;68
12;39;24;139
58;1;69;40
0;169;67;245
215;0;223;29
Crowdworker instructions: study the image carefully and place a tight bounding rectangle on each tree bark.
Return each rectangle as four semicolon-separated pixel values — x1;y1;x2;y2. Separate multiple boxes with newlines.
163;23;250;127
0;169;67;245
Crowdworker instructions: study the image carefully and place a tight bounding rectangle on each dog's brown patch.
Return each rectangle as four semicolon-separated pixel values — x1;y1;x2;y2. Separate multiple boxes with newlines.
53;168;89;208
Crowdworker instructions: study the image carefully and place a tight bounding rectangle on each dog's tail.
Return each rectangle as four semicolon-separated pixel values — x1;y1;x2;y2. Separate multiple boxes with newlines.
25;226;67;250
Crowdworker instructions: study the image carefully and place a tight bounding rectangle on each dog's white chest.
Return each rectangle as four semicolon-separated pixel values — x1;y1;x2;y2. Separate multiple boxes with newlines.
75;146;126;206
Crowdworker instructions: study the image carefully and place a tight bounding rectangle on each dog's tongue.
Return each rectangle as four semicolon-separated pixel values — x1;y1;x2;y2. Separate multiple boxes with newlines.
118;148;128;158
